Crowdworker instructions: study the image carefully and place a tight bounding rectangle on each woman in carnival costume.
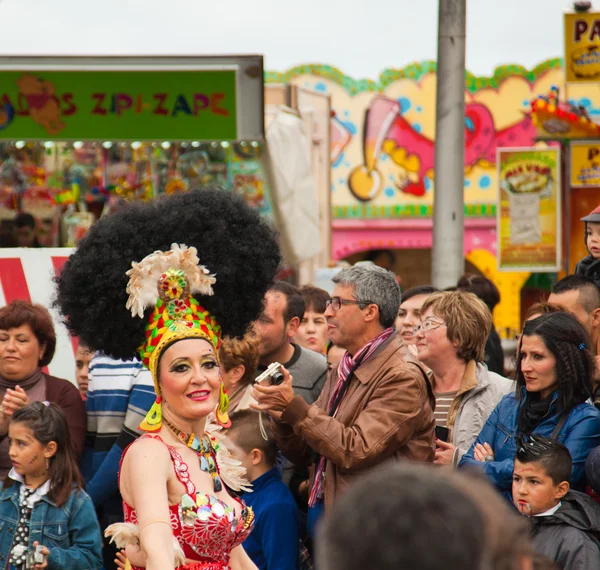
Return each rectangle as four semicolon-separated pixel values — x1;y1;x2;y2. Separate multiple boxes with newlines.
56;189;281;570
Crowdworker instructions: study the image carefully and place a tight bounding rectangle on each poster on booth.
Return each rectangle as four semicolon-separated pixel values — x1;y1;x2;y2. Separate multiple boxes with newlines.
564;12;600;83
0;70;238;140
0;248;76;384
230;147;273;219
571;142;600;187
497;148;561;272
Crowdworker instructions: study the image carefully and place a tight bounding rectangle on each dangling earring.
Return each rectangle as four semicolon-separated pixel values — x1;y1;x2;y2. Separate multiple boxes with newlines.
216;383;231;428
139;396;163;432
45;458;50;470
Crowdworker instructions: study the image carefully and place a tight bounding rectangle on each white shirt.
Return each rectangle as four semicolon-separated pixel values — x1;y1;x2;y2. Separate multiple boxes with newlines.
8;468;50;507
533;502;562;517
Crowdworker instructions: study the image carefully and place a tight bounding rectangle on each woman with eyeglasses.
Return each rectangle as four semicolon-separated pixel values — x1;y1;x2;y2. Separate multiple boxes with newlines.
414;291;514;467
460;311;600;499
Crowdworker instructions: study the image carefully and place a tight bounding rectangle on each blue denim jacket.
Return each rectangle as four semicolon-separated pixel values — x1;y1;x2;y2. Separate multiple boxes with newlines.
459;390;600;500
0;482;103;570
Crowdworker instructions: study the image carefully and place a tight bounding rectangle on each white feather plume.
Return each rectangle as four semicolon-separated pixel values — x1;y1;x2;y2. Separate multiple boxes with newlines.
104;522;187;567
125;243;216;319
206;412;253;493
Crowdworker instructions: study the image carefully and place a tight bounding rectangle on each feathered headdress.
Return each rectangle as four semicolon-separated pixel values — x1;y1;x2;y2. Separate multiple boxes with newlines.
125;243;225;431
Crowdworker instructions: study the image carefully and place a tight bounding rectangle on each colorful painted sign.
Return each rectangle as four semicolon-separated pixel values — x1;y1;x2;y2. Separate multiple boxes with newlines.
497;148;561;272
571;142;600;187
0;70;237;140
564;12;600;83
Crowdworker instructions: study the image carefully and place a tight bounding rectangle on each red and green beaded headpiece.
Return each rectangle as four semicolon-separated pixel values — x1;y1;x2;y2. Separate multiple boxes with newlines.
125;244;222;394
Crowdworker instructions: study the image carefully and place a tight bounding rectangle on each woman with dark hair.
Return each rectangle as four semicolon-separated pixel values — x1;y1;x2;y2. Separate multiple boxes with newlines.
56;189;281;570
460;312;600;498
395;285;438;348
0;300;85;478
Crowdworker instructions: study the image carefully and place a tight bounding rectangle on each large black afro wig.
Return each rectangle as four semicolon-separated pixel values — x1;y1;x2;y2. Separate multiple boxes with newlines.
55;188;281;360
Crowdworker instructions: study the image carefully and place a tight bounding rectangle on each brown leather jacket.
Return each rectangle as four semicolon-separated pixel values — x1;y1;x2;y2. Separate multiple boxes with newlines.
272;332;435;510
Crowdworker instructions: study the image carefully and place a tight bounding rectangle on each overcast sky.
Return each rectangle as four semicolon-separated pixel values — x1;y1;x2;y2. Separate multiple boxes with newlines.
0;0;573;77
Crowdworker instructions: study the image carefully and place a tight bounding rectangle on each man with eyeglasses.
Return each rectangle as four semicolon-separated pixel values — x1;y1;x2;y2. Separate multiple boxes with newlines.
253;264;435;536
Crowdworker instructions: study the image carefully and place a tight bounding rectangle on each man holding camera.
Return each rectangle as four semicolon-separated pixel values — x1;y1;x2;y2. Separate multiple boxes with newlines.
254;281;328;406
253;264;436;534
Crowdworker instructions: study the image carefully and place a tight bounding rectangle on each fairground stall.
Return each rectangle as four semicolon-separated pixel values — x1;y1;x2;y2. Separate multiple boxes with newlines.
0;55;269;382
0;56;267;246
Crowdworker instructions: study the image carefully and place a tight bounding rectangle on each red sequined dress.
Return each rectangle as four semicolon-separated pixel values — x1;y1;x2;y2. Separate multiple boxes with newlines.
121;435;254;570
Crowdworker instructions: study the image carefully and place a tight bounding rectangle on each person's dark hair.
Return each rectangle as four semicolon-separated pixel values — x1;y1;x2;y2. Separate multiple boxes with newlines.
457;274;501;312
365;249;396;267
0;225;17;247
55;189;281;359
0;300;56;366
318;464;489;570
4;402;83;506
516;312;593;414
515;435;572;485
268;281;305;324
299;285;331;314
447;470;533;570
551;275;600;313
400;285;439;305
227;409;277;467
14;212;36;230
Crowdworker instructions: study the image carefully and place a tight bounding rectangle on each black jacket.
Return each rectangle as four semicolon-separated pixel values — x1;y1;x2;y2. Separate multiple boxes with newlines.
530;490;600;570
575;254;600;289
484;327;504;375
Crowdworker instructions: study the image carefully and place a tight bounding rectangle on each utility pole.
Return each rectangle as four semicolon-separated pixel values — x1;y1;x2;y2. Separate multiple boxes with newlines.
431;0;467;289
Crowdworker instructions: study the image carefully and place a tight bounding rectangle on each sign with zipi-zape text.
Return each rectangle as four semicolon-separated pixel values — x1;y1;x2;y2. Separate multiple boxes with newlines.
0;70;237;140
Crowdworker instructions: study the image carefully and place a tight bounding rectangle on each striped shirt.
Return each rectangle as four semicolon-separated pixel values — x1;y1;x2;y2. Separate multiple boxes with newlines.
434;391;458;428
82;354;155;506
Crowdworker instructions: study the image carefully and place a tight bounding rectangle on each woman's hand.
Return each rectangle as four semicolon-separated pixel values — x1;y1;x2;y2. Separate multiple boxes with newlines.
434;439;456;465
1;385;29;416
474;442;495;462
251;367;295;421
115;550;129;570
31;541;50;570
298;479;310;498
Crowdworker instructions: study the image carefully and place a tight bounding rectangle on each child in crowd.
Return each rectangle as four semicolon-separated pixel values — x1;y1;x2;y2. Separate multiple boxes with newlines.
0;402;103;569
512;436;600;570
74;342;94;400
575;205;600;287
227;409;301;570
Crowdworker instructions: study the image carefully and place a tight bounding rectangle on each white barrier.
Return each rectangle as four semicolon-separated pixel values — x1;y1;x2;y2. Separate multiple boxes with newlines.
0;248;76;384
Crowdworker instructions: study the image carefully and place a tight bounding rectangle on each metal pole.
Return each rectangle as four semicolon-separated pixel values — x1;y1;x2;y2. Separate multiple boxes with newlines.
431;0;467;289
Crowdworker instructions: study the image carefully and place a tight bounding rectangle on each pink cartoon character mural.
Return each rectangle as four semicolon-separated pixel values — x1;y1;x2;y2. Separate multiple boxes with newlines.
347;95;537;201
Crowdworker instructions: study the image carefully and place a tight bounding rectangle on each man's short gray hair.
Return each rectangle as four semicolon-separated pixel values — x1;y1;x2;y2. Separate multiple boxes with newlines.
332;264;400;328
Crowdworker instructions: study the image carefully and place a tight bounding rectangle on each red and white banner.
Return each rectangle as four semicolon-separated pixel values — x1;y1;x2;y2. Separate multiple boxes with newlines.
0;248;76;384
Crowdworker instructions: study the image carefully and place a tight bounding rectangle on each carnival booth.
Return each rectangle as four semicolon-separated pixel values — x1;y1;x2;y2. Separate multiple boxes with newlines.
0;58;327;381
0;56;269;246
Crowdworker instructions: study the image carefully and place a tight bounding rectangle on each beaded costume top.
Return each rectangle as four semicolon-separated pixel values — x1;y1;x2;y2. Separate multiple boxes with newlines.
121;435;254;570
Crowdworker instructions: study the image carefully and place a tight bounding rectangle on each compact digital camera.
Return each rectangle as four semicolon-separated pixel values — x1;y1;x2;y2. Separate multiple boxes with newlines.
254;362;284;385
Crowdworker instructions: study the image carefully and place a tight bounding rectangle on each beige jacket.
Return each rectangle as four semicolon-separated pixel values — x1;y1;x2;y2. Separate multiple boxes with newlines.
444;361;514;465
